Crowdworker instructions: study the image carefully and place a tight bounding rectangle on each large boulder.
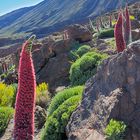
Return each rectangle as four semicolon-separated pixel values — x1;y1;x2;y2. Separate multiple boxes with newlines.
132;29;140;42
33;39;73;93
131;19;140;30
67;40;140;140
68;24;92;43
35;106;47;129
13;39;75;93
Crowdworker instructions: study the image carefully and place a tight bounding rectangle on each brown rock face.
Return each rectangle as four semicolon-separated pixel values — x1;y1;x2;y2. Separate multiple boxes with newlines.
13;39;73;93
131;19;140;30
35;106;47;129
68;24;92;43
33;39;73;93
67;40;140;140
132;29;140;42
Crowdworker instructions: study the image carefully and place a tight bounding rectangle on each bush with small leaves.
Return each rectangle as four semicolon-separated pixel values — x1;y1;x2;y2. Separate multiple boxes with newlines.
47;86;84;117
70;51;108;86
0;83;15;107
105;119;127;140
98;28;114;38
76;45;91;57
36;82;50;108
11;83;18;107
0;107;14;136
41;95;82;140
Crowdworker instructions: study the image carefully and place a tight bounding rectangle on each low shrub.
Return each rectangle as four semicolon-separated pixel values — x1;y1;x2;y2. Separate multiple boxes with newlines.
105;119;127;140
11;83;18;107
106;38;116;50
69;45;91;62
47;86;84;116
0;83;15;107
36;82;50;108
76;45;91;57
0;107;14;136
70;51;108;86
98;28;114;38
41;95;81;140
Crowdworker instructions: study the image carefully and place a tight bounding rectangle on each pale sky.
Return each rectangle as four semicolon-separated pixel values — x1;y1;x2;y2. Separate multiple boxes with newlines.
0;0;44;16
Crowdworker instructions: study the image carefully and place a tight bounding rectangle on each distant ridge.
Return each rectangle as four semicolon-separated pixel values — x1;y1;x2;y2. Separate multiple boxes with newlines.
0;0;139;38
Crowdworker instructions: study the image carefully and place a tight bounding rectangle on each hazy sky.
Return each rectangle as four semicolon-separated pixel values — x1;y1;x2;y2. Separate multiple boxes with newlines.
0;0;44;16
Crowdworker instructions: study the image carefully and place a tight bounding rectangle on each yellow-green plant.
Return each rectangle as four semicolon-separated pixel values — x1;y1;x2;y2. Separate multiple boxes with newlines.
0;107;14;135
41;86;84;140
70;51;108;86
36;82;50;108
105;119;127;140
0;83;15;107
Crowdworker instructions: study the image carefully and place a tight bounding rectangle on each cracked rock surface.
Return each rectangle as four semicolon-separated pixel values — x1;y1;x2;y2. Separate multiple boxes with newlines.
67;40;140;140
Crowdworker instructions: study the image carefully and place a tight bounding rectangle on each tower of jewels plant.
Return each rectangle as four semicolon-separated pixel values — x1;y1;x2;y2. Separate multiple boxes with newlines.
114;12;126;52
14;35;36;140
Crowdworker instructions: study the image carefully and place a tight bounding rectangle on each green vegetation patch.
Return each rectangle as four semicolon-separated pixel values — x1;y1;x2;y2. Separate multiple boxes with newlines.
0;107;14;135
76;45;91;57
47;86;84;117
0;83;16;107
98;28;114;39
70;51;108;86
36;82;50;108
105;38;116;50
105;119;127;140
41;95;81;140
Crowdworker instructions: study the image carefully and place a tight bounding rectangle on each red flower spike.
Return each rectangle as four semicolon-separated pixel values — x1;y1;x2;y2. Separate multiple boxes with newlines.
114;12;126;52
14;35;36;140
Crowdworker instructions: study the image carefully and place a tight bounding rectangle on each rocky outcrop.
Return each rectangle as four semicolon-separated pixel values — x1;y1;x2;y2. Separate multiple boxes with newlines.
68;24;92;43
33;39;73;92
13;38;76;93
132;29;140;41
67;40;140;140
35;106;47;129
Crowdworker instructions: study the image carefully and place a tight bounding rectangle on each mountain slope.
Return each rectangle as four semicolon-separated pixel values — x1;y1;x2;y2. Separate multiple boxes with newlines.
0;6;34;29
0;0;139;38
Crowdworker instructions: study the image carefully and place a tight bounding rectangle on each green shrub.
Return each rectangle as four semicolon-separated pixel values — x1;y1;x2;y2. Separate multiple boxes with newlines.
69;45;91;62
0;83;15;107
70;51;108;86
11;83;18;107
105;38;116;50
98;28;114;38
105;119;127;140
76;45;91;57
69;41;81;62
0;107;14;135
41;95;81;140
36;82;50;108
47;86;84;116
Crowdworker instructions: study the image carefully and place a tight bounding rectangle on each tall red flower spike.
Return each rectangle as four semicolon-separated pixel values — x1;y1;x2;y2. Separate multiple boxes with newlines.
14;35;36;140
114;12;126;52
125;5;132;45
